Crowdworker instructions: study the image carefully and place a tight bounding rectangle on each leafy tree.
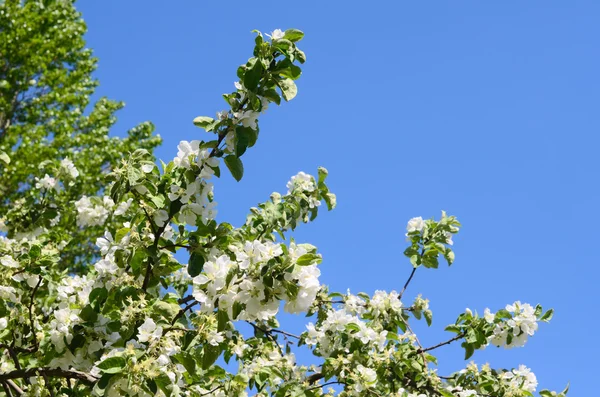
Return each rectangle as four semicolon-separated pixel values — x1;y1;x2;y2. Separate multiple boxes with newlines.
0;0;161;270
0;4;568;397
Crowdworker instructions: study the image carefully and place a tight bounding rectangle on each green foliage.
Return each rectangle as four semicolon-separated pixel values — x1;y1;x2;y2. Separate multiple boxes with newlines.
0;0;161;270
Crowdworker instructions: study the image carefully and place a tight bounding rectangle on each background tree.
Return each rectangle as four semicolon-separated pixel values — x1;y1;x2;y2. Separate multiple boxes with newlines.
0;0;161;270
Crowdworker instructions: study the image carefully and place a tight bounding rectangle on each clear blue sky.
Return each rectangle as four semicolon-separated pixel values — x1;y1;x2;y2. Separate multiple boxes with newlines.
79;1;599;394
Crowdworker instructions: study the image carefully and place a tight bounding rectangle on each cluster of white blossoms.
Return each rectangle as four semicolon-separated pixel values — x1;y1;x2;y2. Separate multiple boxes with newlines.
353;364;378;394
485;301;539;348
60;157;79;178
170;179;217;227
170;140;220;226
450;362;539;396
304;306;389;358
500;365;538;395
286;171;321;209
406;216;426;233
34;173;60;192
75;195;132;227
192;240;322;322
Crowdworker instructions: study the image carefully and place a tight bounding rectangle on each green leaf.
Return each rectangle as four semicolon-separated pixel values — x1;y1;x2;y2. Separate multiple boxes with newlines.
97;356;127;374
29;244;41;259
296;253;321;266
153;300;181;321
424;310;433;326
235;129;250;157
79;305;98;323
232;302;243;320
90;287;109;307
540;308;554;322
174;352;196;376
276;78;297;101
217;309;229;332
445;325;462;334
243;58;263;92
188;253;205;277
261;89;281;105
464;343;475;360
202;344;221;370
224;155;244;181
283;29;304;42
193;116;215;129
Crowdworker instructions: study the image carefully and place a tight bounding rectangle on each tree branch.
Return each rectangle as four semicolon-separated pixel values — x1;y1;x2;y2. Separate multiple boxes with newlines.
0;368;97;385
170;299;199;325
417;332;466;354
399;266;417;300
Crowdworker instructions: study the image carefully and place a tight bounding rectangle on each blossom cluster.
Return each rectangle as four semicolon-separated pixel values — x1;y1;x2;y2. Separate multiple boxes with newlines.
75;195;132;226
192;240;322;322
485;301;541;348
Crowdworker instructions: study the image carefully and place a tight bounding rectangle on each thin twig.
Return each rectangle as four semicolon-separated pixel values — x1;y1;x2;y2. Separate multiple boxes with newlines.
417;332;466;354
306;380;346;391
2;381;13;397
6;380;22;395
171;300;199;325
247;322;285;356
399;267;417;300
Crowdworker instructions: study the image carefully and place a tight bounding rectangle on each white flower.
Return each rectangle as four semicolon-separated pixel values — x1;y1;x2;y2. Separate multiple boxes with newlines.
355;364;377;392
484;308;495;323
114;198;133;216
95;258;119;276
75;195;112;226
137;318;162;343
267;29;285;41
96;231;115;256
207;330;224;346
0;318;7;330
0;255;19;268
0;286;18;303
141;163;155;173
173;140;200;169
60;158;79;178
286;172;316;194
233;110;259;130
153;209;169;227
35;174;60;192
406;217;425;233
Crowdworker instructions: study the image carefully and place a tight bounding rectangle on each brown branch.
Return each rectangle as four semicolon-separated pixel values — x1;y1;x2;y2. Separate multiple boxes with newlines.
417;332;466;354
2;381;13;397
247;322;285;356
170;299;199;325
42;372;55;397
307;373;324;385
247;322;300;340
200;385;223;396
399;267;417;300
306;380;346;391
0;368;97;385
178;295;195;305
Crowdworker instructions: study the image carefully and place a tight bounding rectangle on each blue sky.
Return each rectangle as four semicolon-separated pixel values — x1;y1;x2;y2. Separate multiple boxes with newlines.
78;1;599;394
